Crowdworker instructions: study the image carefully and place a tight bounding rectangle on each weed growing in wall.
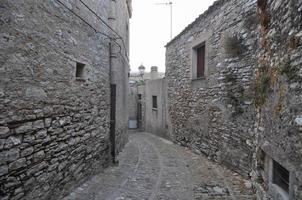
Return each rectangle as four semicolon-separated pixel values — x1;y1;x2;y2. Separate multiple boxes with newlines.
254;69;271;107
277;60;298;80
243;11;259;30
223;35;243;57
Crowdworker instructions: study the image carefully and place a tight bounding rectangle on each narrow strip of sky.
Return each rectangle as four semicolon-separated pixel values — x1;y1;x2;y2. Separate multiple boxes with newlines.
130;0;216;72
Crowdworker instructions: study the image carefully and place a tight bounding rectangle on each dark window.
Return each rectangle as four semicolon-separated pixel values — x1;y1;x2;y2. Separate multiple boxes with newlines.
138;94;142;100
76;62;85;79
152;96;157;109
196;44;205;78
273;160;289;193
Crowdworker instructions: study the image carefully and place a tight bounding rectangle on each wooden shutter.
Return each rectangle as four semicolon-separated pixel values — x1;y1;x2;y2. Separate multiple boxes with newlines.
197;45;205;78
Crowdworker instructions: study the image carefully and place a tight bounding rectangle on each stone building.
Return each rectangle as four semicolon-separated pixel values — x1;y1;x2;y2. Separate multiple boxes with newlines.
144;68;168;139
128;81;139;129
253;0;302;199
129;66;167;138
165;0;302;199
0;0;131;199
166;0;257;177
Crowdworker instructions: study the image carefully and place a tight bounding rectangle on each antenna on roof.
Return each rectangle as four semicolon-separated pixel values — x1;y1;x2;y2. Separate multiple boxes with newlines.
155;1;173;40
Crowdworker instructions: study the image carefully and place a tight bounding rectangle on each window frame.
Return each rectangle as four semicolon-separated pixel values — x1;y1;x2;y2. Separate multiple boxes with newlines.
267;156;293;200
190;34;210;81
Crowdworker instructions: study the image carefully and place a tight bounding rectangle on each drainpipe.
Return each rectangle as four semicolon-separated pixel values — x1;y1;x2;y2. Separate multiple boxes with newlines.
109;0;117;164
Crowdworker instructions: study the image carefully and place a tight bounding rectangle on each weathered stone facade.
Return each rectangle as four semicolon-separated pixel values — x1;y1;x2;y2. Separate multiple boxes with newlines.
166;0;258;177
166;0;302;199
253;0;302;199
145;78;168;139
109;0;132;153
128;82;139;129
0;0;131;199
129;67;167;137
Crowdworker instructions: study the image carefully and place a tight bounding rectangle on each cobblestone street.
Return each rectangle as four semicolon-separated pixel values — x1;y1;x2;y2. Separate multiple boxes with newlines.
64;132;255;200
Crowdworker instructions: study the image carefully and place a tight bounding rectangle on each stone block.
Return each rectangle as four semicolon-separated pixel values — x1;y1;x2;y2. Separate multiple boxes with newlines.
27;161;47;176
23;134;35;143
4;136;21;148
0;139;5;150
0;148;20;164
44;118;52;128
25;86;47;99
0;165;8;176
295;116;302;126
9;158;27;171
21;147;34;157
33;120;44;130
5;177;21;188
36;130;47;139
15;122;32;134
33;150;45;162
0;126;10;138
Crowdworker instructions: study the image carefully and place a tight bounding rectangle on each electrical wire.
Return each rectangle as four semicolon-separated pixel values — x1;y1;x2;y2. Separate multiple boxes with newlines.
78;0;129;60
54;0;129;65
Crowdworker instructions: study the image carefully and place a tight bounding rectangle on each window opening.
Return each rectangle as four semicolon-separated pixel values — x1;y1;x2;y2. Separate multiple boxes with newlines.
76;62;85;79
196;44;205;78
152;96;157;109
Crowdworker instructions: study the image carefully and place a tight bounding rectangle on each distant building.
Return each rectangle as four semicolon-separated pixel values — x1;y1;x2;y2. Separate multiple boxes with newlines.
130;65;165;82
128;66;168;138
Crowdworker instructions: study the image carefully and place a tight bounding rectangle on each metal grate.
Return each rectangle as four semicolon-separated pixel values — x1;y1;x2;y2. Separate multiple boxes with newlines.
273;160;289;193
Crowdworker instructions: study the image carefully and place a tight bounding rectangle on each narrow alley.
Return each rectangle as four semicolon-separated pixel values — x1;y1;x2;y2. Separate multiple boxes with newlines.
64;132;255;200
1;0;302;199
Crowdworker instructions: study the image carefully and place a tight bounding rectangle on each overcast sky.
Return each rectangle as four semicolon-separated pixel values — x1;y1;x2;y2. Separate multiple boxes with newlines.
129;0;216;73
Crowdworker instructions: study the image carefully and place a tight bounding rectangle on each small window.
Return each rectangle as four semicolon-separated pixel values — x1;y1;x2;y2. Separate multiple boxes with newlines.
138;94;142;100
273;160;289;193
76;62;85;80
152;96;157;109
196;44;205;78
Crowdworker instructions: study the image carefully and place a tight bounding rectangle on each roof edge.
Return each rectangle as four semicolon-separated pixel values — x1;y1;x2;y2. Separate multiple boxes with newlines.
165;0;227;47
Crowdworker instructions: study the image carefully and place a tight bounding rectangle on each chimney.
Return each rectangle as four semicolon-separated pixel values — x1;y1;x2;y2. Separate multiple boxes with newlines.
150;66;159;80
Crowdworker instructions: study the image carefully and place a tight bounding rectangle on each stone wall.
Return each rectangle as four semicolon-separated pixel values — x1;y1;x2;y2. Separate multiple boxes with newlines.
253;0;302;199
137;85;146;131
109;0;131;154
0;0;130;199
145;78;168;139
129;83;138;121
165;0;258;177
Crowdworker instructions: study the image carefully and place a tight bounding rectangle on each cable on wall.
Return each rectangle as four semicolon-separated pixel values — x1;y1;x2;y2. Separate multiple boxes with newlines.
78;0;129;60
54;0;129;65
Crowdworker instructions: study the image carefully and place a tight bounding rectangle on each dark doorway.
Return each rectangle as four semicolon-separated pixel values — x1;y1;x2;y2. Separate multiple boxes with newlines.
110;84;117;163
137;95;142;129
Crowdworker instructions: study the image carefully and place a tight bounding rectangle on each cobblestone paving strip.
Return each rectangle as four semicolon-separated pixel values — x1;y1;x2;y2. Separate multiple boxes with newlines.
63;132;256;200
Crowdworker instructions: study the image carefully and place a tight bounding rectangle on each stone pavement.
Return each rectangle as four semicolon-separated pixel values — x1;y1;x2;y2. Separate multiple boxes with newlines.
63;132;256;200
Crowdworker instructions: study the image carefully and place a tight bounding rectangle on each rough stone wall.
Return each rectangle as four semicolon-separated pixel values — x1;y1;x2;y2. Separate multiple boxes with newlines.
138;85;146;131
128;83;138;123
145;79;168;139
109;0;131;153
0;0;130;199
165;0;258;177
253;0;302;199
